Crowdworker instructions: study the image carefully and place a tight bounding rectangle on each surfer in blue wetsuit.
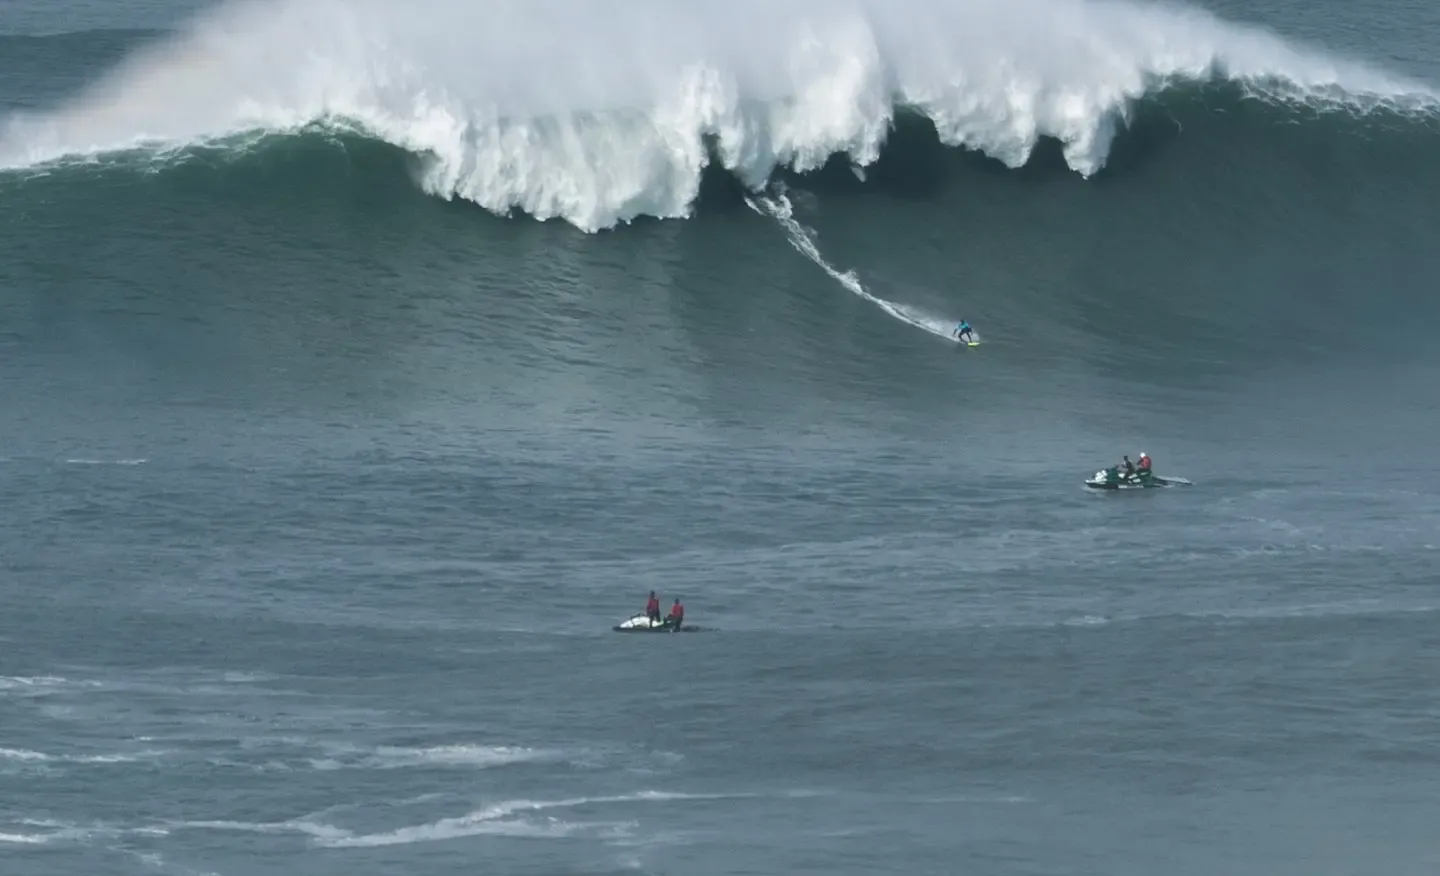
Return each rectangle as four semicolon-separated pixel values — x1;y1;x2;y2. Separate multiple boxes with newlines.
953;320;974;343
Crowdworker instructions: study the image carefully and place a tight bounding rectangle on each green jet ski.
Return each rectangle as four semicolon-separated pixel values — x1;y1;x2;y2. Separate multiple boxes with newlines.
1084;465;1192;490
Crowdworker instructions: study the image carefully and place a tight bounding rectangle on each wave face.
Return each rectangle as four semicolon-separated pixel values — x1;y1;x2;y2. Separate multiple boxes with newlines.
1;0;1436;231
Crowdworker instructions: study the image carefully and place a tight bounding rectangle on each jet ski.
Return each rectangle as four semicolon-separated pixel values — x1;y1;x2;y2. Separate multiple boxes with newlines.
612;613;694;633
1084;466;1192;490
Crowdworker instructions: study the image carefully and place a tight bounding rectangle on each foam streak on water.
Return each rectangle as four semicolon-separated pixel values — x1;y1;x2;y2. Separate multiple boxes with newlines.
747;188;959;341
0;0;1434;230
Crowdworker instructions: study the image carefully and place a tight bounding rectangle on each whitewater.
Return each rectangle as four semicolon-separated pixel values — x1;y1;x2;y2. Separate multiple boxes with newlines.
1;0;1436;231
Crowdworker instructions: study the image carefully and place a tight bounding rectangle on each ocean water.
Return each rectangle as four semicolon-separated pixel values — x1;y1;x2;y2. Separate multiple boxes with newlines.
4;1;1440;874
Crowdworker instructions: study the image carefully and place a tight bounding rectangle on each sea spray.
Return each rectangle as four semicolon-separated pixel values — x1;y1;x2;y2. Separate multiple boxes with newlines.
1;0;1433;231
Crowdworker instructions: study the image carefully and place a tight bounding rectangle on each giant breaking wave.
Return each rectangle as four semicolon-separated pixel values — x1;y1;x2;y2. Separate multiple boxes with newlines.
0;0;1435;231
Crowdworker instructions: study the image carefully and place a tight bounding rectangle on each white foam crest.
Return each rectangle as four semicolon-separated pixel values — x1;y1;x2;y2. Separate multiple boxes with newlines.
0;748;51;762
747;189;959;340
311;790;711;848
0;746;164;764
0;820;169;845
0;832;50;844
63;457;149;465
1;0;1434;230
312;742;557;770
176;790;716;848
179;817;351;840
0;675;99;691
313;812;616;847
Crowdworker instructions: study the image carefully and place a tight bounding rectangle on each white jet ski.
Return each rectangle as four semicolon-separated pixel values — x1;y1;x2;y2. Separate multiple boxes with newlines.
612;613;693;633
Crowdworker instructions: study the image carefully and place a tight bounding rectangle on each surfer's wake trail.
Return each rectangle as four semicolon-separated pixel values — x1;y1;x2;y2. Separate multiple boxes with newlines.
1;0;1435;231
746;189;957;341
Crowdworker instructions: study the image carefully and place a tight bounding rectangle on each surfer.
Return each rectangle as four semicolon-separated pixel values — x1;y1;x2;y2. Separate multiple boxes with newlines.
953;320;974;343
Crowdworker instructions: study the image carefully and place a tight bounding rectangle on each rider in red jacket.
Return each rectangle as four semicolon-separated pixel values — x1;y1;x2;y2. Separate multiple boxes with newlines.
645;591;661;623
667;599;684;630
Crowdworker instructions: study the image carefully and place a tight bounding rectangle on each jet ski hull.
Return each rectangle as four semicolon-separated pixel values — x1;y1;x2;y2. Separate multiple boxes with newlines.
1084;469;1191;490
613;613;693;632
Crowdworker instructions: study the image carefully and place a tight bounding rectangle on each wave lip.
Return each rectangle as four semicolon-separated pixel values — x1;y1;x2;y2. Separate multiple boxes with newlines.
2;0;1436;230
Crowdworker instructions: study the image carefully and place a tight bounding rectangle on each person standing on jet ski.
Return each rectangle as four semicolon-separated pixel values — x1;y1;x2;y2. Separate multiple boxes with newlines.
953;320;974;343
666;598;684;631
645;591;661;624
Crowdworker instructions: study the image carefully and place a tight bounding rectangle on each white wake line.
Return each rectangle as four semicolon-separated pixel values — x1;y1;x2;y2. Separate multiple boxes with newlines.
745;191;958;342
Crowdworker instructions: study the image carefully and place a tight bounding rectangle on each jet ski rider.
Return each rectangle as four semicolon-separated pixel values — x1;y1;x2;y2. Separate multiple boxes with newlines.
667;599;684;631
1137;452;1152;475
1121;455;1135;478
645;591;661;624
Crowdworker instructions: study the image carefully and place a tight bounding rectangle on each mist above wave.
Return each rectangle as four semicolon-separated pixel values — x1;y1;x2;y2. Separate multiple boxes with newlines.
1;0;1433;230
